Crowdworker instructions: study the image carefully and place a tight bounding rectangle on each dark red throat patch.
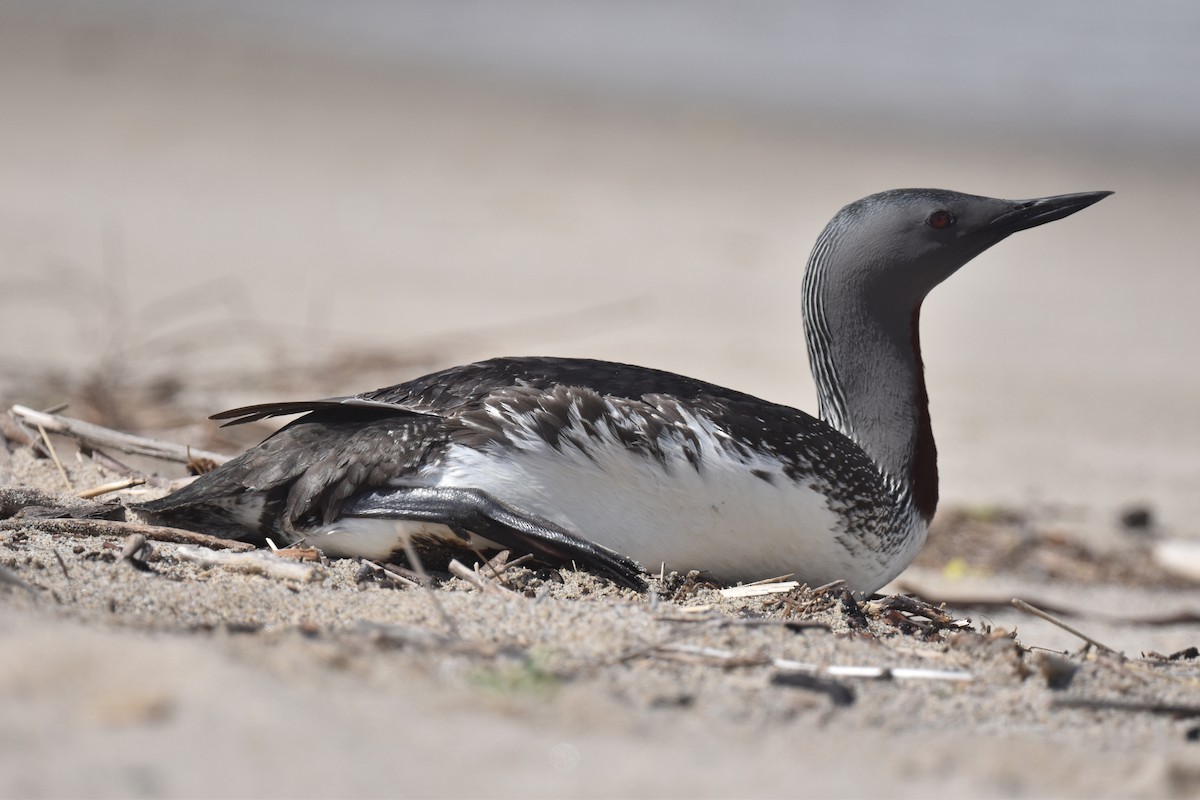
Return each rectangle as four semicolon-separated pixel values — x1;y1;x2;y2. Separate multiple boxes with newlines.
909;306;939;522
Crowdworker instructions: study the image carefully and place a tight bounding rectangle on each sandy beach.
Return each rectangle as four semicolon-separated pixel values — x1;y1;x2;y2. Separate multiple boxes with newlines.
3;3;1200;797
4;443;1200;799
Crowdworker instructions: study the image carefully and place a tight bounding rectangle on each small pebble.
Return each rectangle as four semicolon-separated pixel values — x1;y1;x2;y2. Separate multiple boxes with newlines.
1119;505;1154;531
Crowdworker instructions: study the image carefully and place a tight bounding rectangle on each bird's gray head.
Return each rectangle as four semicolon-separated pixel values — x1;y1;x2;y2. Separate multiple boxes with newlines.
802;187;1110;516
811;188;1113;310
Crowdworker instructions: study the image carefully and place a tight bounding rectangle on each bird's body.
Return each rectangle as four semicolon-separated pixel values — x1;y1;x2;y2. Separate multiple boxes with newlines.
139;188;1110;592
153;358;923;590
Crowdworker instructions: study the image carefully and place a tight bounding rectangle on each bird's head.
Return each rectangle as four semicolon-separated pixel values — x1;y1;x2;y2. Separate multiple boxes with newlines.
813;188;1113;309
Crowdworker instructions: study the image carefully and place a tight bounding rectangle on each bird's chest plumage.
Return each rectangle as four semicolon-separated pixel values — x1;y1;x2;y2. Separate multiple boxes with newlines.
423;398;922;587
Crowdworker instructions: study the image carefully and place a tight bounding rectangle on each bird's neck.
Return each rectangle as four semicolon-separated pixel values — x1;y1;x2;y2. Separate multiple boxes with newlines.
802;273;938;522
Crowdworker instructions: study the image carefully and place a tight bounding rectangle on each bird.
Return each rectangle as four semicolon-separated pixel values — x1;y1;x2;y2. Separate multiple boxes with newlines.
137;188;1110;592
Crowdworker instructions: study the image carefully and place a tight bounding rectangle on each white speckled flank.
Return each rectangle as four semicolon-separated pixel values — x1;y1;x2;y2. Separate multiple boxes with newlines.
299;421;927;589
438;410;845;584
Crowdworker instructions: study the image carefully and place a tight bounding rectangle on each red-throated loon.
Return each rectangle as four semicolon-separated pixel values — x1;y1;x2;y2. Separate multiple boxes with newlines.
137;188;1111;592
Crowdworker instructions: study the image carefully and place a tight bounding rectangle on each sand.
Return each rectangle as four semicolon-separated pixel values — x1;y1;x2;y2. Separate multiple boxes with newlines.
3;445;1200;799
3;4;1200;797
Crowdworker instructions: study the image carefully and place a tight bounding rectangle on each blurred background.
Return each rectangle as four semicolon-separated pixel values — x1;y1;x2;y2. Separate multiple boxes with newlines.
1;0;1198;538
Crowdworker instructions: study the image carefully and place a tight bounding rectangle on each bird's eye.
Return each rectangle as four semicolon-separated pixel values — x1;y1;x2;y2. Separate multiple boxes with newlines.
927;210;956;230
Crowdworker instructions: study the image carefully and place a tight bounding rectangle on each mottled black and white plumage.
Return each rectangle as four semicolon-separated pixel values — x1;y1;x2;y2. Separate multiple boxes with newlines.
138;188;1110;592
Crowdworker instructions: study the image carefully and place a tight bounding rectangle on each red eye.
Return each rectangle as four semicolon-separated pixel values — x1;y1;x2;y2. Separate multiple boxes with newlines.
927;210;955;229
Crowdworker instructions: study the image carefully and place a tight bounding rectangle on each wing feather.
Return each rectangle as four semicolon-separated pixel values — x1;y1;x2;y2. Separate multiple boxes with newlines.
211;397;430;427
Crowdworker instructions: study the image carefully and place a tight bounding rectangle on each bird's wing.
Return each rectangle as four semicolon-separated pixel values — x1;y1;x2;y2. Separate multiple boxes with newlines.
210;396;421;427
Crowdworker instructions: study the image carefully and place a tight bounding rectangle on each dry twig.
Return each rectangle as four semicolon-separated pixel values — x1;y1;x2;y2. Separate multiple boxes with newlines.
901;583;1200;627
719;581;801;599
1012;598;1121;656
472;549;534;587
653;614;831;634
121;533;150;561
357;559;420;588
9;405;230;466
653;643;769;668
52;549;71;579
651;643;973;681
175;544;323;582
1051;697;1200;719
271;545;321;562
0;486;95;517
36;423;72;491
397;526;460;638
449;558;492;592
78;477;146;499
0;517;255;551
381;561;424;586
86;449;175;488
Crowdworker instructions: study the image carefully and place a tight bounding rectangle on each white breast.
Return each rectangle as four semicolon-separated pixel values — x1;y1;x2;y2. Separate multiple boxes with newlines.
432;403;898;588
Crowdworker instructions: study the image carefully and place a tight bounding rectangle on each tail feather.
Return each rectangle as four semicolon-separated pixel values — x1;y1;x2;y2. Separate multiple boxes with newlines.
211;397;426;427
133;413;445;542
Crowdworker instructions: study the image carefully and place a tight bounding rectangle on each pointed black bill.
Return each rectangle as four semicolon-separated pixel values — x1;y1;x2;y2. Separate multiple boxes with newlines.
987;190;1113;235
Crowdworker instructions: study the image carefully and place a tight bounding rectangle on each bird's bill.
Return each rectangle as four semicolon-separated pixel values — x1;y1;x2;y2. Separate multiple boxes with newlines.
988;190;1113;235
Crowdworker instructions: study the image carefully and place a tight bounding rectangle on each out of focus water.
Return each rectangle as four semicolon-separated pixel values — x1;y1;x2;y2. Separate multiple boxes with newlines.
204;0;1200;150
